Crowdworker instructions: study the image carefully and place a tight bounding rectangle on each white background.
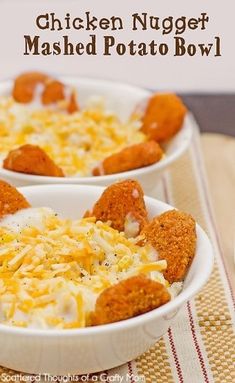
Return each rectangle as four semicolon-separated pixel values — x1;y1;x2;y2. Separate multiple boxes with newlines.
0;0;234;92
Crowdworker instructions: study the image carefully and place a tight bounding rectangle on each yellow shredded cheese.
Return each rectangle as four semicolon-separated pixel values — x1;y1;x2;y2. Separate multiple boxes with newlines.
0;207;178;329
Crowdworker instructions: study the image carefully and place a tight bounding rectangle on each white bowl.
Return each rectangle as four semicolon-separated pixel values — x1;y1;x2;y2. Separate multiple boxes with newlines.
0;77;193;194
0;185;214;375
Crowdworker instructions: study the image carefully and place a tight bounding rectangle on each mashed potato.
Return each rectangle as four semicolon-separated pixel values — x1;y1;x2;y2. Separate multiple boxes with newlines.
0;96;145;177
0;207;182;330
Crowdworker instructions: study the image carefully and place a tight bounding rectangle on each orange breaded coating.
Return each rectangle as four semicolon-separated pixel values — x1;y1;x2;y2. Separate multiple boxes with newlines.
0;180;30;218
141;210;196;283
12;72;49;103
12;72;79;113
89;179;148;234
41;79;65;105
92;141;163;176
67;91;79;114
141;93;187;142
3;144;64;177
92;275;170;325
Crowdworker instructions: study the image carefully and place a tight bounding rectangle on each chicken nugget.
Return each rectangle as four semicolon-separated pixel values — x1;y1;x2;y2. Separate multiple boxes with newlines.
141;93;187;142
41;79;65;105
42;81;79;112
3;144;64;177
12;72;79;113
12;72;49;103
92;275;170;325
92;141;163;176
141;210;196;283
0;180;30;218
88;179;148;236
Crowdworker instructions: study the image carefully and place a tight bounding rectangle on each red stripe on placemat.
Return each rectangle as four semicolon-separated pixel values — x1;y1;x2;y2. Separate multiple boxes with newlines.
192;138;235;307
162;177;185;382
167;328;184;383
187;302;210;383
162;175;211;383
127;361;135;383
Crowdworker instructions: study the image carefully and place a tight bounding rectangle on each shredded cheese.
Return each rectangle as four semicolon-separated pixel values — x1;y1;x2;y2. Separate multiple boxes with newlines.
0;96;145;176
0;207;180;329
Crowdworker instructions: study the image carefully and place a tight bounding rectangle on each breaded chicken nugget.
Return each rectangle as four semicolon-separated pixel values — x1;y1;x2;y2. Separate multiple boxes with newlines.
41;79;65;105
12;72;49;103
88;179;148;235
3;144;64;177
92;275;170;325
141;210;196;283
141;94;187;142
12;72;79;113
92;141;163;176
0;180;30;218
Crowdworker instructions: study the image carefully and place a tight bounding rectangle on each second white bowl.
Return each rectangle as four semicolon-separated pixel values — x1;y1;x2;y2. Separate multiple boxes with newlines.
0;77;193;193
0;184;213;375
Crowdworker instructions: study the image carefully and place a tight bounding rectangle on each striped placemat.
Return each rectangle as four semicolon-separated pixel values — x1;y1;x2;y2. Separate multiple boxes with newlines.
0;124;234;383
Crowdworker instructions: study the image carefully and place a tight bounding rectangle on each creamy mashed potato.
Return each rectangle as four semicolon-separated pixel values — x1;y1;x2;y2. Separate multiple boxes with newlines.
0;96;145;176
0;208;182;329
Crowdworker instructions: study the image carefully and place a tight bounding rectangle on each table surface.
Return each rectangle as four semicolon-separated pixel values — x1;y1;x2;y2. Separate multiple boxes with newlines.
201;133;235;290
181;96;234;289
181;94;235;137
